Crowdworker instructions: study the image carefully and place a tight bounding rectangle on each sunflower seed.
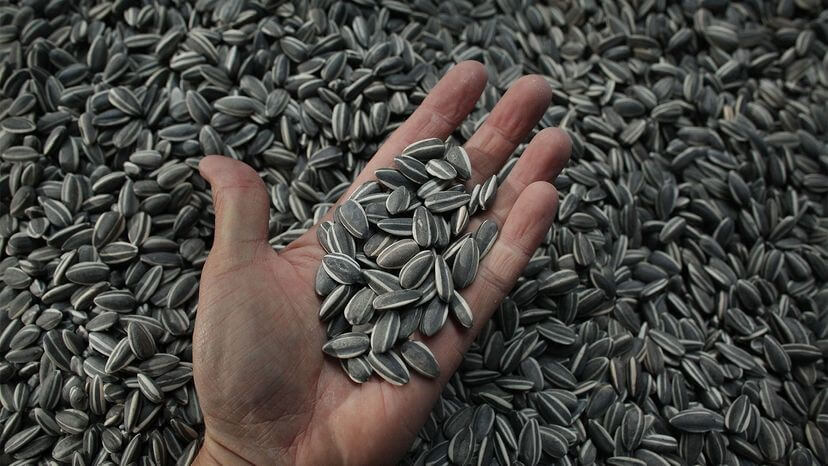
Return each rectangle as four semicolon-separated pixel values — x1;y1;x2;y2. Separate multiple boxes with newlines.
344;287;376;326
342;356;373;384
518;418;542;465
402;138;445;160
319;285;353;322
386;186;412;215
137;373;164;404
395;156;430;184
373;289;422;310
322;332;370;358
424;191;472;213
127;323;156;360
420;298;449;337
399;250;435;289
450;291;473;328
376;239;420;269
322;253;362;285
55;409;89;435
479;175;498;211
400;340;440;378
452;237;480;289
669;408;725;433
377;217;414;236
337;200;370;240
412;206;435;248
362;269;402;294
426;159;458;180
474;219;499;258
445;146;472;180
367;350;410;386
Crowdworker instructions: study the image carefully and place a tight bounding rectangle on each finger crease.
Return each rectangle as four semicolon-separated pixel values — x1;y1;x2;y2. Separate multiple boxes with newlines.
466;128;522;184
486;118;525;148
419;101;462;131
500;231;537;259
477;260;518;296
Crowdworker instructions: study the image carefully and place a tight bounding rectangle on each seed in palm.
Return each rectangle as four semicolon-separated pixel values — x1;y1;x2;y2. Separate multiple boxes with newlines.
316;138;497;385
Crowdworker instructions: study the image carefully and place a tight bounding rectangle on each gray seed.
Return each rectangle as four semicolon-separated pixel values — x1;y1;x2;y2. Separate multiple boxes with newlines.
434;254;453;302
539;270;580;295
402;138;445;160
376;239;420;269
540;426;569;459
167;274;199;308
518;418;542;466
4;424;41;454
450;206;470;237
322;253;362;285
127;323;156;360
445;146;472;180
105;337;135;374
385;186;412;215
450;291;473;328
426;159;458;180
371;311;401;353
373;289;422;310
319;285;353;322
400;340;440;378
395;155;430;184
342;357;373;384
621;405;645;450
362;269;402;294
315;265;337;297
412;206;435;248
424;191;472;213
363;232;395;258
376;168;416;191
328;223;357;258
137;373;164;404
344;287;376;325
337;200;370;240
448;426;474;465
474;219;499;258
725;395;751;433
367;350;410;386
420;298;449;337
669;408;725;433
400;250;435;289
479;175;498;211
55;409;89;435
322;332;370;358
452;237;480;289
377;217;414;236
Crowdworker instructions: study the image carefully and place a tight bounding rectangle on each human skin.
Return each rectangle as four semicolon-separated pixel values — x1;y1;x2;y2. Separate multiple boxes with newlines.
191;60;571;465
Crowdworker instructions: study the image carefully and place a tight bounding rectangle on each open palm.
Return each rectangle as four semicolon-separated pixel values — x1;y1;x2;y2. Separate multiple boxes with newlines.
192;61;571;465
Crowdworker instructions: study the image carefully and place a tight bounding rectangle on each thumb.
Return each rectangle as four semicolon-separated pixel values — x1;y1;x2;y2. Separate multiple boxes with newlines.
199;156;270;261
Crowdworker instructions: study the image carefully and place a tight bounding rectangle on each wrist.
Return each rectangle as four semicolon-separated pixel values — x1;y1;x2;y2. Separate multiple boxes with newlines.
194;434;255;466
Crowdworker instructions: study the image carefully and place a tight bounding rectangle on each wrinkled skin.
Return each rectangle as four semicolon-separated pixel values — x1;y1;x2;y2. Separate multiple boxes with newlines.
192;61;571;465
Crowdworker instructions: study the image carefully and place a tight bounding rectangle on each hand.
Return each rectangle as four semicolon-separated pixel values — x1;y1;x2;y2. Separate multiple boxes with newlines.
192;61;571;465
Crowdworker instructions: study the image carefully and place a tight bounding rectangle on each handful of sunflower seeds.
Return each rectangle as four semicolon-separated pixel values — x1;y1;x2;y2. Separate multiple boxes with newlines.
316;138;499;385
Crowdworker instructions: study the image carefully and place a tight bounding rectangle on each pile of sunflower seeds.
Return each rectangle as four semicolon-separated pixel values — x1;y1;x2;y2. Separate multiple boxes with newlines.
0;0;827;464
317;137;498;385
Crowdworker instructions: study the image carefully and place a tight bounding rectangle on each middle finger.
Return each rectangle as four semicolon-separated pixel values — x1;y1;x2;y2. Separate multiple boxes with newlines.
463;75;553;186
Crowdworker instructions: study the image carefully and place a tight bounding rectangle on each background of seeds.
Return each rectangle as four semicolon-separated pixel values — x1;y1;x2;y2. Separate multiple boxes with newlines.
0;0;827;464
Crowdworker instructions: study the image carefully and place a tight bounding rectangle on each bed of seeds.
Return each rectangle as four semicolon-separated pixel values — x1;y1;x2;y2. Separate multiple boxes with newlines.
0;0;826;464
